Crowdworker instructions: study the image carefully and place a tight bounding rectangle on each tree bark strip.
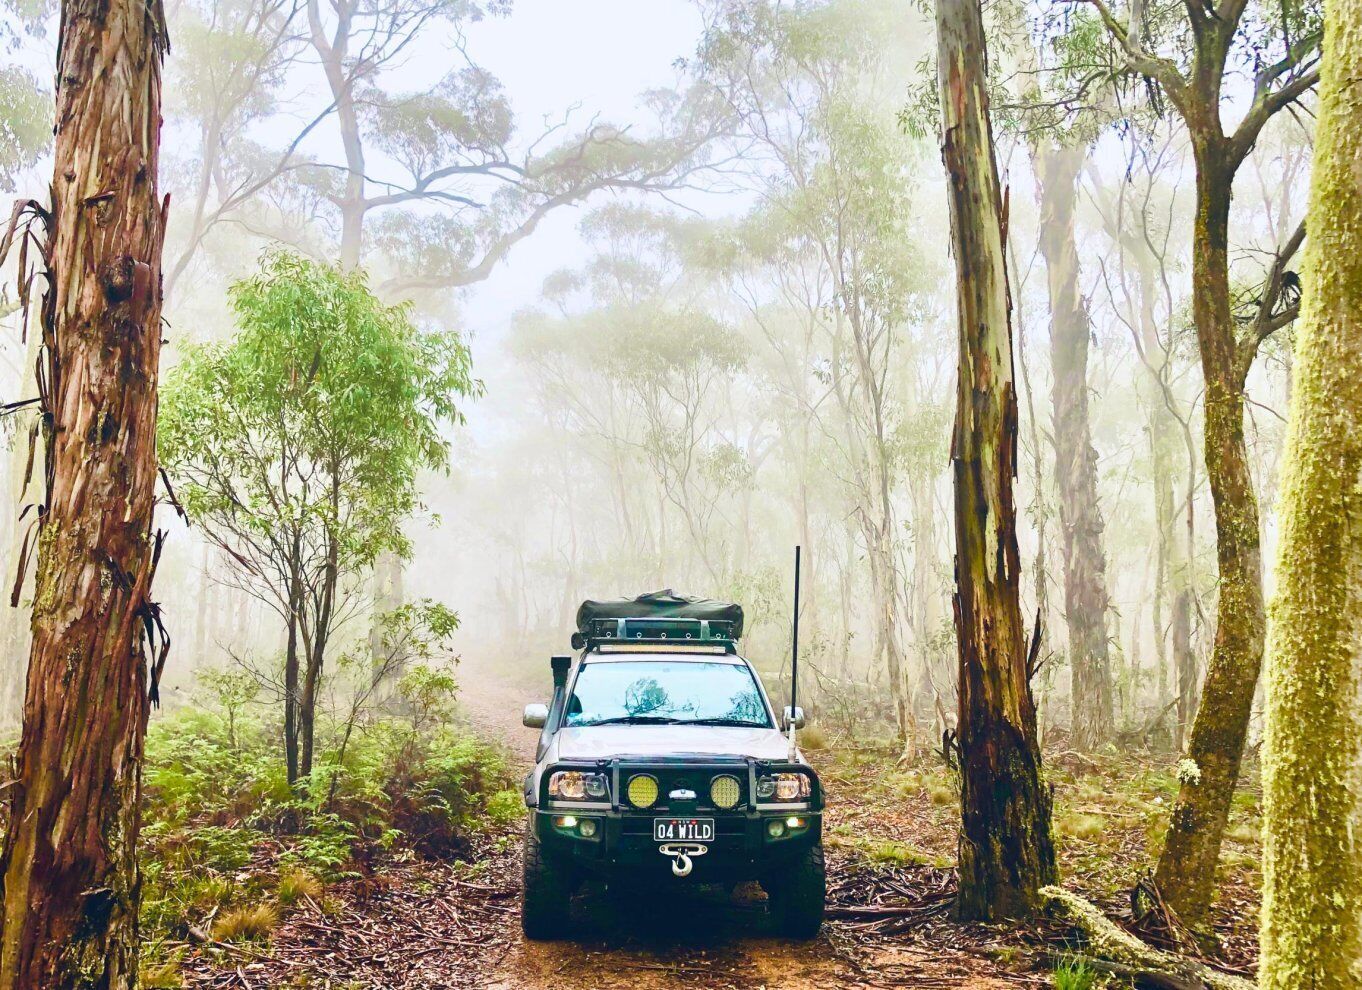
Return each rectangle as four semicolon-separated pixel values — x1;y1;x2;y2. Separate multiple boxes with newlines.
0;1;169;986
936;0;1056;920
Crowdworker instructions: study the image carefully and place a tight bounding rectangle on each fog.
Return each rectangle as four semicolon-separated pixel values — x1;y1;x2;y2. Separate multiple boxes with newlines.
0;0;1309;753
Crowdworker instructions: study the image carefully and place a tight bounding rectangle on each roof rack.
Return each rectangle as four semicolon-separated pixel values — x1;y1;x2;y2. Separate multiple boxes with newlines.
580;616;738;652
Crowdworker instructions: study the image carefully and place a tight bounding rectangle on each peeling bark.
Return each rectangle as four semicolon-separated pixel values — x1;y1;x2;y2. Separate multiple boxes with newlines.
0;1;169;986
937;0;1056;920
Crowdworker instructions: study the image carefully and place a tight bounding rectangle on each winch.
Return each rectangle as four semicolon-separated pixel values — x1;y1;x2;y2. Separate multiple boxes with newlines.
658;842;708;877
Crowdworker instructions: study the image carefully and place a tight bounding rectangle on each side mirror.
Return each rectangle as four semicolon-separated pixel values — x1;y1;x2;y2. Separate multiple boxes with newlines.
781;706;806;730
523;703;549;729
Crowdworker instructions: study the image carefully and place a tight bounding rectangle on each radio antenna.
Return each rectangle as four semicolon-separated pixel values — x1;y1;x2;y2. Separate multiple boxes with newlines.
788;545;801;761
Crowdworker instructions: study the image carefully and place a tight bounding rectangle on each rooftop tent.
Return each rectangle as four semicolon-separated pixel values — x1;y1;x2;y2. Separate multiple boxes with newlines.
575;590;745;640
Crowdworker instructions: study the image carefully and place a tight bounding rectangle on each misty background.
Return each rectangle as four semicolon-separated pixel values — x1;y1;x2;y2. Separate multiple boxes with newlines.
0;0;1305;749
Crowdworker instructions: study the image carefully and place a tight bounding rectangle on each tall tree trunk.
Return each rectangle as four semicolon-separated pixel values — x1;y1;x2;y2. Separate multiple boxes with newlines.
284;553;302;785
1139;268;1175;712
936;0;1056;921
1260;0;1362;980
1034;142;1114;749
1154;147;1267;925
0;1;168;984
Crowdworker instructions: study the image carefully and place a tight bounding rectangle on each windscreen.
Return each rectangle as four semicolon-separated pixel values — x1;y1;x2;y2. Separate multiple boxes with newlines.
563;660;771;728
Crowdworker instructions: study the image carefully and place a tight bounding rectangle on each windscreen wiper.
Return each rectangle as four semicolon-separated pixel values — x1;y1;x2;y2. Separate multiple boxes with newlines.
684;718;769;727
581;715;685;726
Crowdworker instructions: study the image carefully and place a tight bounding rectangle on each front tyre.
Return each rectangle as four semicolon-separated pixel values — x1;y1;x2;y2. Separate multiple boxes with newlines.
521;821;573;940
766;842;825;939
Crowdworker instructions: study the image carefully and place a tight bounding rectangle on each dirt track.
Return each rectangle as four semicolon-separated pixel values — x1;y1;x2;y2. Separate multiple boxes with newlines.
456;653;1025;989
184;654;1033;989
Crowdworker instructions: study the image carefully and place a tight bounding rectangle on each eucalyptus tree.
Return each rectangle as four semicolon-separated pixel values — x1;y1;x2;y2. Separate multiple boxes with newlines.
510;206;751;589
0;0;168;983
696;0;931;745
1086;129;1202;744
161;0;313;297
937;0;1056;920
296;0;733;290
1260;0;1362;976
1004;14;1118;749
1073;0;1319;921
158;251;477;784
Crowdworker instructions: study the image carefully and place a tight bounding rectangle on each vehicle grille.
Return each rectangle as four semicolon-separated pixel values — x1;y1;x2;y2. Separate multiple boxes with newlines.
620;766;747;813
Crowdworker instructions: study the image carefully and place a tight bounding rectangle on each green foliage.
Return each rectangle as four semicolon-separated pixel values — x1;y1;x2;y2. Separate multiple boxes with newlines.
160;250;479;570
139;683;514;977
0;65;48;190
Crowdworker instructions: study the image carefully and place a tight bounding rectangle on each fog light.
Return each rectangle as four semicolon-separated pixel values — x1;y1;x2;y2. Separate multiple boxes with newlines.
627;774;659;809
767;819;786;838
578;818;598;838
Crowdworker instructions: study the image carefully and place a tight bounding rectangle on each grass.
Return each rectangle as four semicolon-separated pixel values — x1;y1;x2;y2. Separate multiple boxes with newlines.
1057;813;1106;841
213;903;280;943
139;960;185;989
1052;957;1101;989
278;866;324;907
856;838;937;866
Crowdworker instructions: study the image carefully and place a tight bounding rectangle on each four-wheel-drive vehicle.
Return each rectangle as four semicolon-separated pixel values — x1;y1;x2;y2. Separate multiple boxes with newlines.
519;592;825;940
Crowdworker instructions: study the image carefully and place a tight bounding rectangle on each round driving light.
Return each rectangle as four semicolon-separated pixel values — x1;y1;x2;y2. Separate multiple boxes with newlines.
710;775;741;810
578;818;598;838
766;819;786;838
627;774;659;809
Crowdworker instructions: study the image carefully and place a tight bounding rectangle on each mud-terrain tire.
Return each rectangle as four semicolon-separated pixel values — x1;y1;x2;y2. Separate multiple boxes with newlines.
766;842;825;939
521;821;573;940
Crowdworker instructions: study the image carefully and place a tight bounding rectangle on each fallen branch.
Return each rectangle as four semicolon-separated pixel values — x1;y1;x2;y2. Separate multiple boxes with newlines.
1039;887;1254;990
825;904;933;919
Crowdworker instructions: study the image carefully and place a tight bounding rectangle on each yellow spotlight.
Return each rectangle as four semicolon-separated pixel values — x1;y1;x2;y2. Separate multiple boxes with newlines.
627;774;659;809
710;774;741;810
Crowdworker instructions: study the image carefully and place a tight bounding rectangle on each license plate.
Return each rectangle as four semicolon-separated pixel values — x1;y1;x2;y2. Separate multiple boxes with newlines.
653;817;715;842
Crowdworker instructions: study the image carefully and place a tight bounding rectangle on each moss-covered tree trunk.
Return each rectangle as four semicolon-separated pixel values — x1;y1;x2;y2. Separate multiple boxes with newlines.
937;0;1056;921
0;0;168;985
1260;0;1362;980
1034;141;1114;750
1153;144;1266;926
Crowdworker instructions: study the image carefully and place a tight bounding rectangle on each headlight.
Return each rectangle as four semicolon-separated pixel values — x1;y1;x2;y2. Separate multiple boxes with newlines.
756;772;811;802
548;771;608;801
710;774;741;809
626;774;659;808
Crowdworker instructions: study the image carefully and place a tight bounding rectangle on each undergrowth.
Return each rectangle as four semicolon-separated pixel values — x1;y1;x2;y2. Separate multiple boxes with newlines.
137;664;521;984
